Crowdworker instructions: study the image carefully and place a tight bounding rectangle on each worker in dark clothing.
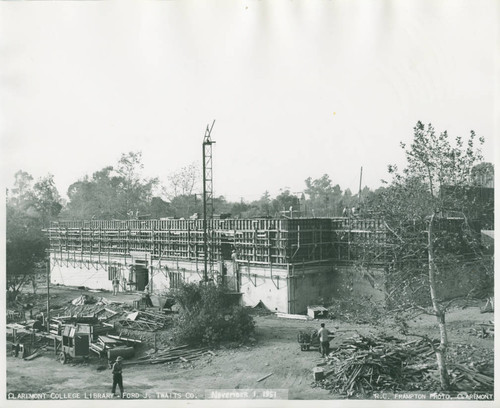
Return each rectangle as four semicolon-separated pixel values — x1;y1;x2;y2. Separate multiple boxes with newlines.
112;277;120;296
318;323;333;358
111;356;124;398
143;292;153;307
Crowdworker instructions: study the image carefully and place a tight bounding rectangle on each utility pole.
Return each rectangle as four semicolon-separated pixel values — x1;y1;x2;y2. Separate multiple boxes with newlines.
46;257;50;332
358;166;363;207
202;120;216;283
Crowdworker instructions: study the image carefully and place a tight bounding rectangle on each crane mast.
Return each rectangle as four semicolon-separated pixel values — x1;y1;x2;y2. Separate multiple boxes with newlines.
202;120;216;282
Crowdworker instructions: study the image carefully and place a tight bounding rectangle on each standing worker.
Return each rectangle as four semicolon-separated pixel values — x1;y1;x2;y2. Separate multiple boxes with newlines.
318;323;333;358
112;276;120;296
111;356;124;398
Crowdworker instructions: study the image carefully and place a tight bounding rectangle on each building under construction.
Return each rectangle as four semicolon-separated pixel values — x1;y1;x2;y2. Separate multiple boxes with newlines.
46;217;388;313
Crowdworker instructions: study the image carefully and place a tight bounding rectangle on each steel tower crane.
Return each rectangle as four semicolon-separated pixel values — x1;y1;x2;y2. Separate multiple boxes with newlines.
202;120;216;282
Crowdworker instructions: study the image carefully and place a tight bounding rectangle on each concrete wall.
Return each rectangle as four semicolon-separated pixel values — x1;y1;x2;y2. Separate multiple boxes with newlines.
49;255;206;293
288;264;336;314
49;255;290;311
331;265;386;303
287;263;386;314
238;264;289;312
50;254;387;314
50;255;119;290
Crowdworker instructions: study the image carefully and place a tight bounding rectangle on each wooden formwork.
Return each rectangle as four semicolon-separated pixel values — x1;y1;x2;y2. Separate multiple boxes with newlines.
46;218;390;267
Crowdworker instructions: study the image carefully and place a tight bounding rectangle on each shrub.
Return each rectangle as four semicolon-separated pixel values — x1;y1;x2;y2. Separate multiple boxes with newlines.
171;282;255;346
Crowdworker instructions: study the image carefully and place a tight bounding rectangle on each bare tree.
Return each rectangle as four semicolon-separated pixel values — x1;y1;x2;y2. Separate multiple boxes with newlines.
358;122;488;390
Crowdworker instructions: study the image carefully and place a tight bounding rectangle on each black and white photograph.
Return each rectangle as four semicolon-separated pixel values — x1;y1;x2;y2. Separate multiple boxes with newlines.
1;0;496;406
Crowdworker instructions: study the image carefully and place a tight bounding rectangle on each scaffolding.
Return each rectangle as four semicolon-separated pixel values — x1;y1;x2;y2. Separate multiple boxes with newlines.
46;217;390;268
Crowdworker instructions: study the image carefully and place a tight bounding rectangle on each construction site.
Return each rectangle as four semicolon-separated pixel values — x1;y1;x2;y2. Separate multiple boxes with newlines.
6;123;494;401
45;123;390;313
45;217;388;314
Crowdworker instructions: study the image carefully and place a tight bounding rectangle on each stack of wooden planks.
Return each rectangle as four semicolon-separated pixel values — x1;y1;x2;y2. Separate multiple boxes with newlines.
90;334;134;357
123;344;215;366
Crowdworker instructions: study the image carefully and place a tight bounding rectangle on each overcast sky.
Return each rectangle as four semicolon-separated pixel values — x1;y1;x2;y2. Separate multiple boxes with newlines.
0;0;497;203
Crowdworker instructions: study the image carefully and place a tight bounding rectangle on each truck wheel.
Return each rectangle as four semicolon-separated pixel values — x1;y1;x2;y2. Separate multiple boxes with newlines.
59;352;67;365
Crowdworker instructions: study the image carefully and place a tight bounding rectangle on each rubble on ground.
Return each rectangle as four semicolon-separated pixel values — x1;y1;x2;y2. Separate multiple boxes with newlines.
118;310;170;331
313;334;494;397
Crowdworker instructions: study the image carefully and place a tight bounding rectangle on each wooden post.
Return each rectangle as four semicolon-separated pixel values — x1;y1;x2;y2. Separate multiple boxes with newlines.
46;258;50;332
149;254;153;294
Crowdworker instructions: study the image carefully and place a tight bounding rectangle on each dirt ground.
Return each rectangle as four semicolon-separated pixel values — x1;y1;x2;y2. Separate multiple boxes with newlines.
5;284;495;401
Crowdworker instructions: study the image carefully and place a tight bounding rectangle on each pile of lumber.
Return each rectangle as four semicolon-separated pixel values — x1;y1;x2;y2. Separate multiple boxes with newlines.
449;362;494;390
317;334;438;396
57;304;125;322
90;335;124;355
123;344;215;366
118;310;170;331
316;334;494;396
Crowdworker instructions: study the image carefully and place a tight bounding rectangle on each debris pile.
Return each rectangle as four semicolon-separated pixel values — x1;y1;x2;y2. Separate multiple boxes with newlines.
314;334;437;396
446;342;494;391
314;334;494;397
448;362;494;390
123;344;215;366
468;321;494;338
49;297;132;334
118;310;170;331
71;294;96;306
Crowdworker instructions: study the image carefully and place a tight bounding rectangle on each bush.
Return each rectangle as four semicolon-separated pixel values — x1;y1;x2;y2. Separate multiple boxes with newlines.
171;282;255;346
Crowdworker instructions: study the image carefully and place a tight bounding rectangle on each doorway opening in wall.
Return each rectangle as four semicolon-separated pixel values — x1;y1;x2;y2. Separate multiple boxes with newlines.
134;260;149;291
220;235;234;260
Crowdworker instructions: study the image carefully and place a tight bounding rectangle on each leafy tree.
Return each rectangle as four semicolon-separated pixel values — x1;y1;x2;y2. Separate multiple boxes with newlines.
6;173;62;299
257;191;272;217
272;189;300;216
8;170;34;206
30;175;63;222
230;201;252;217
365;122;487;390
62;152;159;219
115;152;159;217
64;167;120;219
149;197;171;219
168;194;201;219
304;174;343;216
